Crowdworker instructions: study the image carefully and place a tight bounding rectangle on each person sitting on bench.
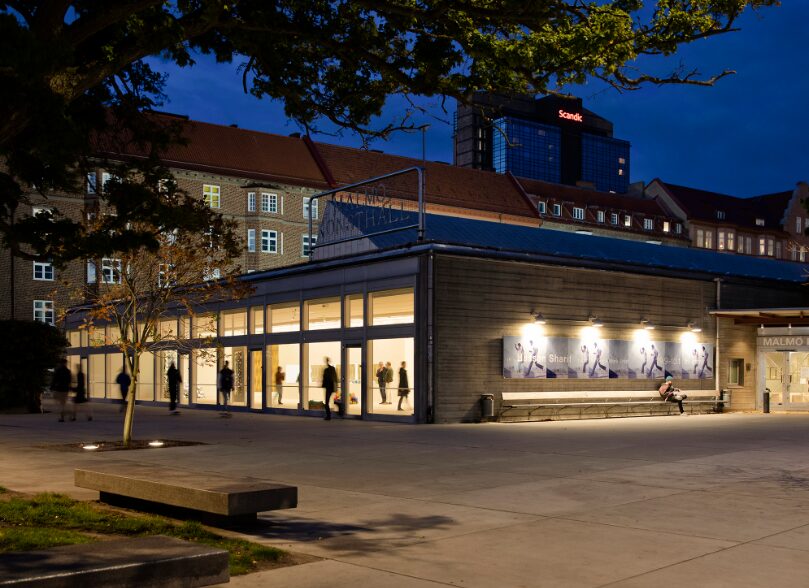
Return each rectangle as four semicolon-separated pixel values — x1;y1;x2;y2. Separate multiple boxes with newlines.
659;376;688;415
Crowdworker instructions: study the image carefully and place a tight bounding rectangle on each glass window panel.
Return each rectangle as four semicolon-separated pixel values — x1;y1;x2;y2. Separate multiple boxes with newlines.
156;350;179;402
222;347;247;406
345;294;363;328
267;343;301;408
305;297;341;330
105;353;124;400
107;324;121;346
68;330;81;347
193;349;218;404
193;313;218;338
251;306;264;334
89;354;105;398
221;310;247;336
369;288;414;326
251;350;263;408
180;316;190;338
159;318;177;340
270;302;300;332
135;351;155;400
369;338;414;416
304;342;340;412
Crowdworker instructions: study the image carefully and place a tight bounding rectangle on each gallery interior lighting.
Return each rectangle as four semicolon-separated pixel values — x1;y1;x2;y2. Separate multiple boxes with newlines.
588;316;604;328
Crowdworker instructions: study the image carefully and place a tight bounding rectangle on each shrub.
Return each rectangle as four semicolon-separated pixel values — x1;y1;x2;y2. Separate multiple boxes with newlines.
0;321;67;412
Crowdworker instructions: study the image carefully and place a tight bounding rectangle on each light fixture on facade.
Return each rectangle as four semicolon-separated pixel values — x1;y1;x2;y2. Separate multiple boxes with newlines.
532;312;547;325
641;319;655;330
589;316;604;328
688;322;702;333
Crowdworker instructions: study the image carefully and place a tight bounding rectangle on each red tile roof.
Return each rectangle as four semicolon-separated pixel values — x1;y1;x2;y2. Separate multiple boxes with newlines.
517;177;670;216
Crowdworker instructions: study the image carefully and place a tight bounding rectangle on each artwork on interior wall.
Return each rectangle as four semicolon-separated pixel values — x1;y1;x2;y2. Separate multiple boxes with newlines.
503;337;714;380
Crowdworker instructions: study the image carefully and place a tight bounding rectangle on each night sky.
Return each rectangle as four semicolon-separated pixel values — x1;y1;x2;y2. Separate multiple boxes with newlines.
154;3;807;198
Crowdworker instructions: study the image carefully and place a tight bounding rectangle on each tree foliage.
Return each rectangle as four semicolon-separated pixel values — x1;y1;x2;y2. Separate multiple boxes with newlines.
0;0;778;264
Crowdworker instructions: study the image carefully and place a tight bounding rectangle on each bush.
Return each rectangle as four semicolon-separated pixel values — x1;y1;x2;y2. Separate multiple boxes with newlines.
0;321;67;412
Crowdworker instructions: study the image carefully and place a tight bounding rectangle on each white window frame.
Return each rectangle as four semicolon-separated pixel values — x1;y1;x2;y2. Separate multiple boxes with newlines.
758;236;766;256
717;230;726;251
302;234;317;257
675;223;682;234
303;197;319;220
705;230;713;249
597;211;605;223
610;213;618;225
33;261;54;281
624;215;632;227
87;260;97;284
797;217;802;234
552;203;561;217
203;184;221;209
767;238;775;257
696;229;705;248
662;221;670;233
755;218;765;227
101;257;122;284
86;172;97;194
33;300;54;325
101;172;112;193
247;192;256;212
716;210;725;220
247;229;256;252
727;231;735;252
643;218;653;231
261;229;278;253
261;192;278;213
746;236;752;255
537;201;546;214
573;207;585;221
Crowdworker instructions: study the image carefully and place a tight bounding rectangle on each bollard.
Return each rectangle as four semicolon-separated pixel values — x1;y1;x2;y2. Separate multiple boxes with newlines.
480;393;494;421
763;388;770;414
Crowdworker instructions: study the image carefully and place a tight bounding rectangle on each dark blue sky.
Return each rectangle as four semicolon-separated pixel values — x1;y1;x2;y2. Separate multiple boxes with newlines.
155;3;807;197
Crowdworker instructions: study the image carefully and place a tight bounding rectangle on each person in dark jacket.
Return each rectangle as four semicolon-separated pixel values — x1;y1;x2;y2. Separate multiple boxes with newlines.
218;361;234;417
71;365;92;421
116;367;131;413
167;361;181;414
51;359;72;422
376;361;388;405
397;361;410;411
322;357;339;420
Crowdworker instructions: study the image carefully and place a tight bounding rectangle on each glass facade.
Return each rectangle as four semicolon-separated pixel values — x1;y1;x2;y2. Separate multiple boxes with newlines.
581;133;630;193
267;343;301;408
492;117;561;183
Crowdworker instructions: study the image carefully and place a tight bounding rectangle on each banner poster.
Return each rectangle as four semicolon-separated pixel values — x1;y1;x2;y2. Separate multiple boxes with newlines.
570;335;610;379
679;342;714;380
502;335;547;379
609;340;630;378
625;340;665;379
545;337;572;378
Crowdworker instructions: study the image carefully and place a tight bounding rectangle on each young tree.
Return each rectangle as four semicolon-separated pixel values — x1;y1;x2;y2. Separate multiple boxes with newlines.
0;1;778;265
64;187;248;445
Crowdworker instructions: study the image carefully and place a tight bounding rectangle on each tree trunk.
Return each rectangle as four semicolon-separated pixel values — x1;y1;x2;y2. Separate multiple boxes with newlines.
122;355;139;446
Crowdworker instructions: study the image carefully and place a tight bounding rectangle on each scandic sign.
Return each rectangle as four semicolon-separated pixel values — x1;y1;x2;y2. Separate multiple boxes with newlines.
760;337;805;347
558;109;583;122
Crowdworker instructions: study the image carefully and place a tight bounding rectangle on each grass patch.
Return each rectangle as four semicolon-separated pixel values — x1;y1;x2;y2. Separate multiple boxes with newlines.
0;492;287;575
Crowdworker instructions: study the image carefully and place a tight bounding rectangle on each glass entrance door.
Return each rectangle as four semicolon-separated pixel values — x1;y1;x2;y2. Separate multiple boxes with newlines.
788;352;809;406
342;344;363;417
763;351;809;410
764;352;785;407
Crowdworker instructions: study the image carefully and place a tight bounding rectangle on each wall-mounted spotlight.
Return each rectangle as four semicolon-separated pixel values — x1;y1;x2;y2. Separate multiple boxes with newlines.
588;315;604;328
688;322;702;333
641;319;655;330
532;312;547;325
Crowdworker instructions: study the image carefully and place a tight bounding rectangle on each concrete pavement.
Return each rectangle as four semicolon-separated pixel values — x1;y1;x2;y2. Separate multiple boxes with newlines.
2;405;809;586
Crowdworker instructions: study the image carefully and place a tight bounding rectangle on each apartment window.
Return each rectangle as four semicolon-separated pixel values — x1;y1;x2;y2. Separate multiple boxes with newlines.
247;192;256;212
33;261;54;281
203;184;221;208
552;203;561;217
261;192;278;213
755;218;765;227
727;231;735;252
745;236;752;255
624;215;631;227
573;207;585;220
261;230;278;253
793;247;798;261
675;223;682;234
797;217;802;234
101;172;112;192
247;229;256;252
758;236;766;256
768;238;775;257
537;201;546;214
87;260;97;284
704;230;713;249
696;229;705;248
717;230;726;251
643;218;653;231
303;197;318;220
728;358;744;386
33;300;54;325
101;257;122;284
776;242;782;258
302;234;317;257
86;172;97;194
610;213;619;225
597;211;605;223
716;210;725;220
801;246;806;262
662;221;670;233
618;157;626;164
737;235;745;253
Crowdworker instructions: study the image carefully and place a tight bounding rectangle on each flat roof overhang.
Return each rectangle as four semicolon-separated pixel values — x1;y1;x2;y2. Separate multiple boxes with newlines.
711;308;809;326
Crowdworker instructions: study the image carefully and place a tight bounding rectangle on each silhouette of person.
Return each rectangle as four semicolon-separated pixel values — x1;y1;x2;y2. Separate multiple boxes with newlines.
218;360;234;416
115;367;131;413
322;357;338;420
397;361;410;411
72;364;92;421
51;358;71;422
647;344;662;377
167;361;181;414
590;342;606;377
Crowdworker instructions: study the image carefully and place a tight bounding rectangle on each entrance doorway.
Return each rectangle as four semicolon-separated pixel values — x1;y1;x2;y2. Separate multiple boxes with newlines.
342;344;363;417
763;351;809;409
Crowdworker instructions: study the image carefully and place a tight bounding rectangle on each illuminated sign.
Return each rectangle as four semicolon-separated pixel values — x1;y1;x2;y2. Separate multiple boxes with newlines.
558;109;583;123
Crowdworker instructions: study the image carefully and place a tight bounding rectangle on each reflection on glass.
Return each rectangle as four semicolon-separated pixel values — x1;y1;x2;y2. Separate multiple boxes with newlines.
221;310;247;336
105;353;124;399
136;351;155;400
251;306;264;334
305;341;340;411
223;347;247;406
270;302;300;332
369;288;414;326
159;319;177;341
344;346;362;415
89;354;104;398
764;352;784;405
345;294;363;328
369;338;414;416
789;352;809;404
267;343;300;408
305;297;340;330
251;350;263;408
193;313;218;338
68;330;80;347
156;350;178;402
193;349;217;404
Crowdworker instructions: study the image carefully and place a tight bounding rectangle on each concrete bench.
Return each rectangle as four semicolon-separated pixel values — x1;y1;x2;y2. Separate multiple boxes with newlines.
0;535;228;588
75;461;297;525
500;390;728;421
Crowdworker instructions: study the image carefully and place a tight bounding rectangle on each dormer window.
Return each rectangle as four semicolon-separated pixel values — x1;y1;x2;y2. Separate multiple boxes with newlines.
552;204;561;217
573;207;585;220
537;201;546;214
716;210;725;220
755;218;765;227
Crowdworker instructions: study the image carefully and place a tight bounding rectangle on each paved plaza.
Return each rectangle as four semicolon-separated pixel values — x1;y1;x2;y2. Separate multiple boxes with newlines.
3;406;809;587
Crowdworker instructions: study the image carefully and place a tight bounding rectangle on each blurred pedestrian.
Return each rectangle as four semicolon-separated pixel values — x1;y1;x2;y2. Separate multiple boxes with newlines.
72;365;92;421
51;359;71;422
167;361;181;414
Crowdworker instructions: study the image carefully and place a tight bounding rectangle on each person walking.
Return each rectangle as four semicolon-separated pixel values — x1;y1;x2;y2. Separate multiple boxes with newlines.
397;361;410;411
71;365;92;421
115;367;131;413
659;376;688;415
167;361;181;414
275;365;285;405
218;360;234;417
51;359;72;422
376;361;388;405
322;357;338;420
384;362;394;398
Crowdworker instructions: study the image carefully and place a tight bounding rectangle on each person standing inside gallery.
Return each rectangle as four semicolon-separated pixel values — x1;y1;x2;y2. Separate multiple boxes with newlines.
397;361;410;411
167;361;181;414
218;360;234;417
115;366;131;413
51;358;71;422
275;365;285;405
322;357;339;420
376;361;389;404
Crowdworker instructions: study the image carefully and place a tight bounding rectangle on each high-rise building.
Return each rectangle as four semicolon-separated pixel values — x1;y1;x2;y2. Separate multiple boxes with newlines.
454;93;630;193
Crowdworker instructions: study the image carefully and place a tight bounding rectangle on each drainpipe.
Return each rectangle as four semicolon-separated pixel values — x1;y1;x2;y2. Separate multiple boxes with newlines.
714;278;722;394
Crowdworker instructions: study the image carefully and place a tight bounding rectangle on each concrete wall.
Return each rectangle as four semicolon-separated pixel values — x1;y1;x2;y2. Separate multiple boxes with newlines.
717;317;758;410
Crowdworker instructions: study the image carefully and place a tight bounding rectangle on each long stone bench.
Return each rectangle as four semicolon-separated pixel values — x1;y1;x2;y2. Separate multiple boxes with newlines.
75;461;297;525
0;535;228;588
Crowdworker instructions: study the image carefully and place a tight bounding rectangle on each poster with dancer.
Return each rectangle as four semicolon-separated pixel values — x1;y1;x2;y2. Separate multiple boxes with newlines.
679;342;714;380
627;340;665;379
570;336;609;379
545;337;572;378
502;336;547;379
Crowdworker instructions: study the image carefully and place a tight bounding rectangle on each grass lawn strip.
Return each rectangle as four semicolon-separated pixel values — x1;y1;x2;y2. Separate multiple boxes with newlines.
0;488;289;575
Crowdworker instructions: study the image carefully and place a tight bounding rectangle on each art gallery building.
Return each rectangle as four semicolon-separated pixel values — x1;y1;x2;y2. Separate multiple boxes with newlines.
64;198;809;423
